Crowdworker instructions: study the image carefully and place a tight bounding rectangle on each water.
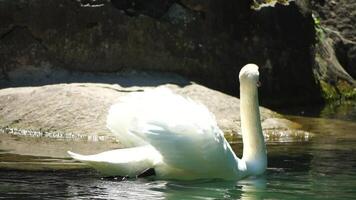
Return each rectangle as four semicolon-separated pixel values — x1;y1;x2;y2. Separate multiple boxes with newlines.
1;102;356;199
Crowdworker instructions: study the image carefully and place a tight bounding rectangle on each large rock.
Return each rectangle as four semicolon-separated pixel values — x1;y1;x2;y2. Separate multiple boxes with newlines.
0;69;302;139
0;0;322;106
312;0;356;79
314;37;356;100
311;0;356;100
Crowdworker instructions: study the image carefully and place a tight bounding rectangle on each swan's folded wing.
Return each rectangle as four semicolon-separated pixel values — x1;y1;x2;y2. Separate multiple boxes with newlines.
67;146;161;177
107;90;153;147
118;88;239;179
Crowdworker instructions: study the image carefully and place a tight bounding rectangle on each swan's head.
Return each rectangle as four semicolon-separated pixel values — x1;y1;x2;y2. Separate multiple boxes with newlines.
239;64;260;87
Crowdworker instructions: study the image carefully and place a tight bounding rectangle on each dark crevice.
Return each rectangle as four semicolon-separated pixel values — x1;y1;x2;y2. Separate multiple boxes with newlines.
86;22;100;29
108;0;205;21
0;25;25;40
110;0;177;18
0;25;48;52
334;41;356;80
175;1;206;19
1;65;9;81
0;25;51;80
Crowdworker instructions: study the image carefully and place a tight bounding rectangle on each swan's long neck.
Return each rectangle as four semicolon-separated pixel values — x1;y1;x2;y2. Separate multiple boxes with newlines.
240;82;267;175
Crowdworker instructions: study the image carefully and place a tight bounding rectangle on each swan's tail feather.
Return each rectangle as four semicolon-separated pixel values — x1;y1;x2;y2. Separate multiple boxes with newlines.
67;146;161;177
67;151;88;161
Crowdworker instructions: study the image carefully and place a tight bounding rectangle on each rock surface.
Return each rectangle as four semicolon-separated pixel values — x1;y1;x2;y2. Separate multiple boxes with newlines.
0;70;302;139
0;70;286;137
0;0;322;105
312;0;356;79
311;0;356;100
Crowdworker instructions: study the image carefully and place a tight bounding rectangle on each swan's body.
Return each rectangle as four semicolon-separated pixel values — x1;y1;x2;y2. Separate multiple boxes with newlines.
68;64;267;180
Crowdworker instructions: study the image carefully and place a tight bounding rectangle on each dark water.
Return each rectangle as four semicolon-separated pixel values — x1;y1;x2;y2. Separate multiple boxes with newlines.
1;102;356;199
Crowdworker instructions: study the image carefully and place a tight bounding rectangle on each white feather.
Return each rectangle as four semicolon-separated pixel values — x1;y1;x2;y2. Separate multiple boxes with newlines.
105;87;241;179
68;145;161;177
68;64;267;180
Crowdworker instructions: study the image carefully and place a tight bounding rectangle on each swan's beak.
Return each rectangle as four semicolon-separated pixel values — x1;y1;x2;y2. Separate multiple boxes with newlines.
257;81;261;87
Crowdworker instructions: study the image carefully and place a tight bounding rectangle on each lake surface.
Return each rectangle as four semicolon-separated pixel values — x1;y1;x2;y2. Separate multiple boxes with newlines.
1;101;356;199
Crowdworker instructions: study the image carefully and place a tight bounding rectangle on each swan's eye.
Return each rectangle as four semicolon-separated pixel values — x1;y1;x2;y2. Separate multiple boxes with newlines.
257;80;261;87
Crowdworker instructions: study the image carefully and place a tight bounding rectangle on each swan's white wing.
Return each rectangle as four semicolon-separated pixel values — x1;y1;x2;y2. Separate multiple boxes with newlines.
107;88;240;179
67;145;161;177
107;91;152;147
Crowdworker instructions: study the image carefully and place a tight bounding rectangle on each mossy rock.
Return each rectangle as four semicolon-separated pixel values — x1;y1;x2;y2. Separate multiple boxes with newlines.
320;80;356;101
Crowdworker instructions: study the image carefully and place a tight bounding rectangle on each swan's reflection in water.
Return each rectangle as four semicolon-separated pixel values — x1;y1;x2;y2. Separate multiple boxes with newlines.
64;175;267;200
238;177;267;200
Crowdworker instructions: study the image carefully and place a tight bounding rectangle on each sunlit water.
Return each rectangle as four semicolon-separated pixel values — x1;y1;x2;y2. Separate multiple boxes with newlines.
1;102;356;199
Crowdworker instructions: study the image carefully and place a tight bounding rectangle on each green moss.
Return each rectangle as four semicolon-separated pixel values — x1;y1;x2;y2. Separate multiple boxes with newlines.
337;80;356;99
312;14;325;42
320;100;356;119
320;80;356;101
320;80;339;100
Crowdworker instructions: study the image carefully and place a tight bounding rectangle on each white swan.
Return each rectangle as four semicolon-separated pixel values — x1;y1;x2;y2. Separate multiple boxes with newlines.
68;64;267;180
